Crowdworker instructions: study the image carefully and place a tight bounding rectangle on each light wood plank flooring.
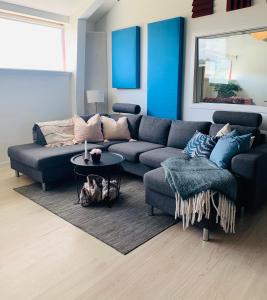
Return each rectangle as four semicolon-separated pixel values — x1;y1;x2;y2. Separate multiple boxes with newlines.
1;163;267;300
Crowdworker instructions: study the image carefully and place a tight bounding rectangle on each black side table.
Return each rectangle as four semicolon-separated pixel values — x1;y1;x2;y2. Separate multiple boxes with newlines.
70;152;124;206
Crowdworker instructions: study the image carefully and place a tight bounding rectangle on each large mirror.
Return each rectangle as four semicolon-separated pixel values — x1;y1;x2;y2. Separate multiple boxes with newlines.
194;28;267;107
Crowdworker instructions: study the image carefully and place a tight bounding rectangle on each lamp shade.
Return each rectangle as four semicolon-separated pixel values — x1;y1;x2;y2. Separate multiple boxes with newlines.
86;90;105;104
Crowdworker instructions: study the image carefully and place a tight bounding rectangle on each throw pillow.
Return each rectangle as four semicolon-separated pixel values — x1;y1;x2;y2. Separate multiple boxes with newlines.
250;136;255;148
236;133;253;153
33;124;47;145
210;133;252;169
101;116;131;140
73;114;103;143
225;129;239;138
216;123;231;137
183;131;218;158
37;118;74;147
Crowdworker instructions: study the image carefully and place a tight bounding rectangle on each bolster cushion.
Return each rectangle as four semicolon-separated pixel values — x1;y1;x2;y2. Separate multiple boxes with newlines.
112;103;141;115
213;111;262;127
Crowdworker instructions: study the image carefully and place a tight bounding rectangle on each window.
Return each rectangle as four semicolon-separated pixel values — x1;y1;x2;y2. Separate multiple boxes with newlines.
0;13;65;71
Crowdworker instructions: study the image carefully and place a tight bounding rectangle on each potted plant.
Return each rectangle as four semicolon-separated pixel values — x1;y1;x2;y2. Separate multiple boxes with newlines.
212;81;242;98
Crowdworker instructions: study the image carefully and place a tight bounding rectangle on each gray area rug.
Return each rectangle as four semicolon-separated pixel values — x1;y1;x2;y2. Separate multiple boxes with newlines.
15;175;176;254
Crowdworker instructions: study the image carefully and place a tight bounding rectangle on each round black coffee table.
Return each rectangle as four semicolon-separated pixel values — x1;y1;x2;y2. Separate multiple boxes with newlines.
70;152;124;206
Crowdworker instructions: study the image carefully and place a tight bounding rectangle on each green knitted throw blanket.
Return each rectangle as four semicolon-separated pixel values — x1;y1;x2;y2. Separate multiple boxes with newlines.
161;154;237;233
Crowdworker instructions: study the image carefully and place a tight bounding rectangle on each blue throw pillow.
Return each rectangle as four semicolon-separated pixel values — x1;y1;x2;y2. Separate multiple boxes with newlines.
225;129;239;138
183;131;218;158
210;133;252;169
236;133;252;152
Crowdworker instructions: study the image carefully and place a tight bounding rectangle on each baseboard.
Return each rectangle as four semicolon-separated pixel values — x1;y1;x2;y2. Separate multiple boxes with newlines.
0;160;9;166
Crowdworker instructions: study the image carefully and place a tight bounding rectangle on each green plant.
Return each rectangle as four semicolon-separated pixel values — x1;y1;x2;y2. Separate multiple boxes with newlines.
212;82;242;98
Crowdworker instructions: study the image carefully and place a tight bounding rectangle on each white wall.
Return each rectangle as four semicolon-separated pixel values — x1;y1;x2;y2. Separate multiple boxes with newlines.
0;69;71;163
95;0;267;128
0;0;106;164
84;31;108;114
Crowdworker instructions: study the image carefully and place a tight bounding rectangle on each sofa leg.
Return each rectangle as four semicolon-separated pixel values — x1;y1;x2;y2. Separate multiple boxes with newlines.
42;183;47;192
202;228;209;242
15;170;20;177
148;205;154;216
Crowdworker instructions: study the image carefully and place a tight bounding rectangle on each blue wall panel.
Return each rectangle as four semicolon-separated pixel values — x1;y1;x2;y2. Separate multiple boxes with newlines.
147;17;184;119
112;26;140;89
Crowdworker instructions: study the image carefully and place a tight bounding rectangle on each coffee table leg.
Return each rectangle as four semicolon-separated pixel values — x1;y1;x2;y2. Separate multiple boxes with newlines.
115;166;122;200
74;169;81;205
107;177;110;200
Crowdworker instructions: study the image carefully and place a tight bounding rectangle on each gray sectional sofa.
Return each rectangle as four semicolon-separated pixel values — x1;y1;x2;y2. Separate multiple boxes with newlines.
8;106;267;239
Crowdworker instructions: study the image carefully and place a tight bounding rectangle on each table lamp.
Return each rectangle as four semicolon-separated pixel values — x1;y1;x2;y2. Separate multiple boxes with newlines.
86;90;105;113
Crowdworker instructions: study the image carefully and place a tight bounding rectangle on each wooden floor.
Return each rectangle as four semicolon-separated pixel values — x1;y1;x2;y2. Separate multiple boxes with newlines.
1;164;267;300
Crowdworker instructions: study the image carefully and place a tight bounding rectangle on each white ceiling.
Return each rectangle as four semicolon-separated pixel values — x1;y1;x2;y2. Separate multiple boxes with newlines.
2;0;92;16
82;0;116;22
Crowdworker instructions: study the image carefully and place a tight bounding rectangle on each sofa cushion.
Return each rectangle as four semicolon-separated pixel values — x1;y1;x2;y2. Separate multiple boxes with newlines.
138;116;171;145
213;111;262;127
97;140;128;150
108;141;164;162
109;114;142;140
139;147;183;168
8;143;103;170
144;167;174;198
167;120;211;149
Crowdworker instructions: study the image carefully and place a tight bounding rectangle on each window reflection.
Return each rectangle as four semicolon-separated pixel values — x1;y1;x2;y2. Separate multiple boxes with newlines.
195;30;267;106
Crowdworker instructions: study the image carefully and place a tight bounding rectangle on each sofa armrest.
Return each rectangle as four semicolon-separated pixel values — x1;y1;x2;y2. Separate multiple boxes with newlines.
231;151;267;180
231;145;267;208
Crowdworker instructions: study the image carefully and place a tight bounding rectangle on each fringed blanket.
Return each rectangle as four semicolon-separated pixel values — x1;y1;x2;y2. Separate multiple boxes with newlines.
37;118;74;148
161;154;237;233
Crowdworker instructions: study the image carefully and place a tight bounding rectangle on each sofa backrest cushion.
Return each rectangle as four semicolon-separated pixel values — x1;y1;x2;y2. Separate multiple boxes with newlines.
110;114;142;140
167;121;211;149
213;111;262;128
138;116;171;145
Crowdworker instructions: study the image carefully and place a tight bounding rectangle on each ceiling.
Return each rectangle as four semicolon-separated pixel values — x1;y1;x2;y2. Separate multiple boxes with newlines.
2;0;92;16
82;0;116;22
